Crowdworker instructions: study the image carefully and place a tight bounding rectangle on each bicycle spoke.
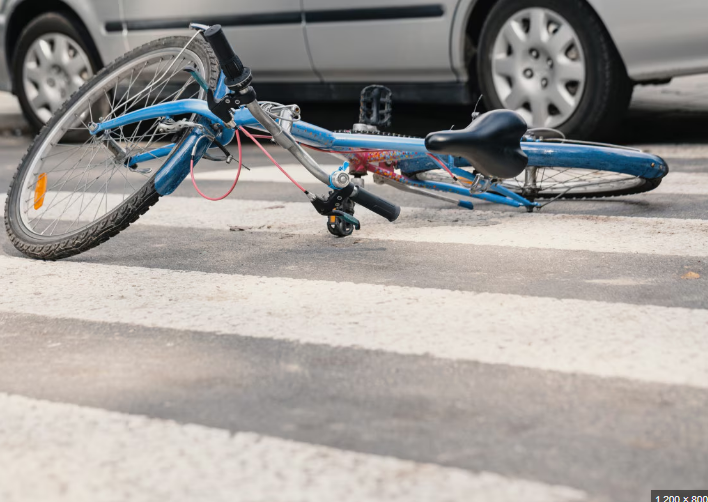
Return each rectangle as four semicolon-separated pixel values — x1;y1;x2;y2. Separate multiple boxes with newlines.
501;166;642;197
18;42;207;239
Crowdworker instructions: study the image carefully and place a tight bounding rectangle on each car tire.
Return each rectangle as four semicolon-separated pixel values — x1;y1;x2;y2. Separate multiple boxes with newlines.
476;0;633;139
12;12;101;132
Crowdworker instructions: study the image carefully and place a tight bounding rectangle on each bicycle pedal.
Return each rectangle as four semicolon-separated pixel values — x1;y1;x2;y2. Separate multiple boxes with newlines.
359;85;392;129
328;210;360;230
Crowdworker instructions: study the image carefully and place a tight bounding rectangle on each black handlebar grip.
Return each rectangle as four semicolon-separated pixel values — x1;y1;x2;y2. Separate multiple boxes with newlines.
350;186;401;222
203;24;244;80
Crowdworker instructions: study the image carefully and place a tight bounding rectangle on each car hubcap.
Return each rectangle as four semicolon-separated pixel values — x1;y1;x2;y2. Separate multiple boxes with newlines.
23;33;93;124
491;8;586;128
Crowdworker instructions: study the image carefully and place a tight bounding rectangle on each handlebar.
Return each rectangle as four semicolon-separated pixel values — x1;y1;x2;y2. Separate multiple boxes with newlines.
199;23;401;224
202;25;250;89
351;186;401;222
203;25;243;77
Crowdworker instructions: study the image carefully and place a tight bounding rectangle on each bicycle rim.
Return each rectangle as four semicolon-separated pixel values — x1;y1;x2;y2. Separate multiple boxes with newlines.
499;167;646;198
15;43;207;239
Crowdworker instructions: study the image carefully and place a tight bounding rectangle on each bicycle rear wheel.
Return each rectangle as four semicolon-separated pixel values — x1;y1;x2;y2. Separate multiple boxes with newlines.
5;35;218;260
498;167;663;200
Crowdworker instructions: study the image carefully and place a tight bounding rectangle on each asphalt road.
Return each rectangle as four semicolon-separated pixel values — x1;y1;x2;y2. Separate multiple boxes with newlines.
1;80;708;502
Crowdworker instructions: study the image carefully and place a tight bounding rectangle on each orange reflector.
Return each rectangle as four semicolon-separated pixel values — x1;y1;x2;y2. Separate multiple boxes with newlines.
329;215;336;223
34;173;47;210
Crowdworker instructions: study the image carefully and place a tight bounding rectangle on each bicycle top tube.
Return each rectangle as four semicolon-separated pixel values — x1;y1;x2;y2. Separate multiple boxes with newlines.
87;21;668;187
91;96;668;183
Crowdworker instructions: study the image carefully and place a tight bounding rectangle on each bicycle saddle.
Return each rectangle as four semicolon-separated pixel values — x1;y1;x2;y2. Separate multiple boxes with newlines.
425;110;528;179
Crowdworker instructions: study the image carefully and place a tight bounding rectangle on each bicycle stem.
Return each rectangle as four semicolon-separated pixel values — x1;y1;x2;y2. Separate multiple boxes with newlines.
244;96;342;189
199;23;344;191
199;23;396;219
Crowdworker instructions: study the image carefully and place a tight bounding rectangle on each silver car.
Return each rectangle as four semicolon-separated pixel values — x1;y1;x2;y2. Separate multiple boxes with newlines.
1;0;707;138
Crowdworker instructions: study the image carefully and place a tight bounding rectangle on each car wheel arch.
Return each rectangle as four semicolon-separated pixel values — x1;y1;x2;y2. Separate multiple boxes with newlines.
456;0;629;88
5;0;103;85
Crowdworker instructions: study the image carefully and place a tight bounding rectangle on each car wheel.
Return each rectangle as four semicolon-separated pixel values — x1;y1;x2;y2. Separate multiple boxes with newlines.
477;0;633;139
12;12;100;132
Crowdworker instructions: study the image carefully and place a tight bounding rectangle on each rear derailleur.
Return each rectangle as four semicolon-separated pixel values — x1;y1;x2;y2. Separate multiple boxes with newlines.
309;182;360;238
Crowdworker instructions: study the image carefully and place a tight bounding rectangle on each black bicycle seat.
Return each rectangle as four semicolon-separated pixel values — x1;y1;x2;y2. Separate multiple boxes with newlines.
425;110;528;179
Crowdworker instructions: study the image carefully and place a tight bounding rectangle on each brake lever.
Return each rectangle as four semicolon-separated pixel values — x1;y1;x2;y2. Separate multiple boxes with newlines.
182;66;210;92
309;184;355;215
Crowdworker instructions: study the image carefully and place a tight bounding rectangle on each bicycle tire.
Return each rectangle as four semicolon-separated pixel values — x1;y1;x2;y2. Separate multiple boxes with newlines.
5;36;219;260
499;168;664;200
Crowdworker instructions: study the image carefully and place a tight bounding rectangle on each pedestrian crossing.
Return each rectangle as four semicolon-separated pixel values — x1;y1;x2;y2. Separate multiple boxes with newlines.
1;161;707;502
1;254;707;388
141;196;708;256
194;164;708;195
0;393;587;502
6;192;708;257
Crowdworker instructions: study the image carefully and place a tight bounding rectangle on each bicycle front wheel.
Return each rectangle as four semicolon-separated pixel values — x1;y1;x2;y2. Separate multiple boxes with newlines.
5;36;219;260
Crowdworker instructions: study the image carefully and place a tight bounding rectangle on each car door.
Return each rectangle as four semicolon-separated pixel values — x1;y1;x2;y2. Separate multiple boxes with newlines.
118;0;317;81
303;0;459;83
67;0;128;64
588;0;708;80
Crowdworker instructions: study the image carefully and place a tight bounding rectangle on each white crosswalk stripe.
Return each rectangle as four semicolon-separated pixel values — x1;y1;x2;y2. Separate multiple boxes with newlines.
635;144;708;159
2;255;707;388
137;196;708;257
195;165;708;194
0;393;587;502
655;172;708;194
3;154;708;502
6;190;708;257
195;163;338;185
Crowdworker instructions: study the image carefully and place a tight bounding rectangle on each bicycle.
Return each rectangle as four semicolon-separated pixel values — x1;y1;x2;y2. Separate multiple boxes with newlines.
4;24;669;258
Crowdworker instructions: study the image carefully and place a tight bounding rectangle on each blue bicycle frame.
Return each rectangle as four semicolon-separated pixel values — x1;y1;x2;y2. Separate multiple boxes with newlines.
90;72;669;210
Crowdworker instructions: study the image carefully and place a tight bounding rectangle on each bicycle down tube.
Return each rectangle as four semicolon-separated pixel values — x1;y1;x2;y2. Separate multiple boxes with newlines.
87;24;668;210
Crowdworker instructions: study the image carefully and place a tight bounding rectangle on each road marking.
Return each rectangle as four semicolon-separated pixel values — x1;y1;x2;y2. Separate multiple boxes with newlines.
654;172;708;195
196;163;337;185
4;193;708;257
632;144;708;160
0;393;587;502
1;256;707;388
142;197;708;257
198;166;708;194
5;190;708;256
